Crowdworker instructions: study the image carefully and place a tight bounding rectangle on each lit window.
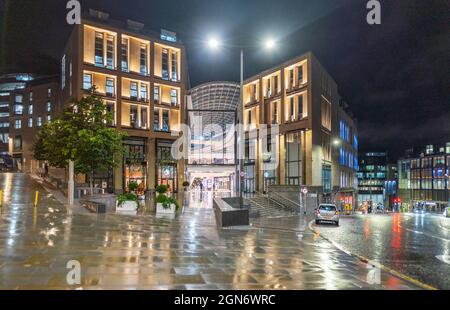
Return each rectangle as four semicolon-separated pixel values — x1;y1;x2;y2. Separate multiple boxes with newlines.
83;74;92;90
15;119;22;129
47;101;52;112
28;118;33;128
47;115;52;123
171;51;178;81
140;84;148;101
29;91;33;102
95;32;104;66
170;89;178;106
47;88;52;97
154;86;160;104
140;44;148;75
106;35;114;69
106;78;115;97
14;104;24;115
130;82;138;100
61;55;66;89
13;136;22;151
121;38;129;72
15;94;23;103
28;104;33;115
37;117;42;127
162;48;169;80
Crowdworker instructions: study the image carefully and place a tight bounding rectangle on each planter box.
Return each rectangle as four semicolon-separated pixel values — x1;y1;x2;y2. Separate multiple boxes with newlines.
156;203;176;214
116;200;138;213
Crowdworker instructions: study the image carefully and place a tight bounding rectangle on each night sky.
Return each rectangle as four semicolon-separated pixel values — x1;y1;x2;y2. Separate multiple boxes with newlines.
1;0;449;161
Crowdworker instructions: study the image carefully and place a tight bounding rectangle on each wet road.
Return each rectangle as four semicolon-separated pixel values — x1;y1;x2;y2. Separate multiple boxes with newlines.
314;213;450;289
0;173;417;290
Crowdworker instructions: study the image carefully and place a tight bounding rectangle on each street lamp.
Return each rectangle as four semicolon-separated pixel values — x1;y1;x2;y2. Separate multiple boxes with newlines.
206;37;277;200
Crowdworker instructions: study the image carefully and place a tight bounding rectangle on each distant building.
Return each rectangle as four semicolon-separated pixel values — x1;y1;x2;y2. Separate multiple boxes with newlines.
242;52;358;206
398;142;450;213
357;152;388;207
8;76;61;173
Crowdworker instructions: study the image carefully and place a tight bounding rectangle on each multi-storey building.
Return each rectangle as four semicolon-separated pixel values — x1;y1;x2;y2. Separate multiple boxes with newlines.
241;52;358;206
61;10;187;193
398;142;450;213
357;152;388;207
8;76;61;173
0;73;38;156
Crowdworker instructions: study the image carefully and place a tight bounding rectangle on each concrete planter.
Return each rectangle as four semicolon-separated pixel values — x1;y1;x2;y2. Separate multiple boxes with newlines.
116;200;138;213
156;203;176;214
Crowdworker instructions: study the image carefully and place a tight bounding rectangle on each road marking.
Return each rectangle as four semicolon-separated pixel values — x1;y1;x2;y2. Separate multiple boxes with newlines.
399;224;450;243
308;220;438;290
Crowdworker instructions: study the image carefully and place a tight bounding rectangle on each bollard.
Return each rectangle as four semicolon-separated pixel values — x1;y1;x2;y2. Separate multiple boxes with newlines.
34;191;39;208
0;190;2;208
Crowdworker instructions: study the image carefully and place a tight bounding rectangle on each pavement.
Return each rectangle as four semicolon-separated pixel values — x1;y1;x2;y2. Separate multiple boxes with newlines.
0;173;420;290
312;213;450;289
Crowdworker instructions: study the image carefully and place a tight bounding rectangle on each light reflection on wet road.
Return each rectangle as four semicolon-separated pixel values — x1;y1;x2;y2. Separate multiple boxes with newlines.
0;173;417;290
314;212;450;289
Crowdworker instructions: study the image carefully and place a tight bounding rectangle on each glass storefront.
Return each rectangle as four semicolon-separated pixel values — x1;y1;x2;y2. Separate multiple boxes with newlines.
123;138;147;190
156;140;178;193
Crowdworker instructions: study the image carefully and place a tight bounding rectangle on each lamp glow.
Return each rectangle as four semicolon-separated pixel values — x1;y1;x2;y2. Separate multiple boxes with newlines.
208;38;220;49
265;39;275;49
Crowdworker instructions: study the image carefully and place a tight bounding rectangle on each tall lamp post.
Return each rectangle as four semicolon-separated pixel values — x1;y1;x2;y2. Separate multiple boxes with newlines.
207;37;276;199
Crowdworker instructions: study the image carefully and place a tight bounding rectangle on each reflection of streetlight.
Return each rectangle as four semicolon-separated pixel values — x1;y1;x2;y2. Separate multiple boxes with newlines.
333;139;341;146
206;36;277;199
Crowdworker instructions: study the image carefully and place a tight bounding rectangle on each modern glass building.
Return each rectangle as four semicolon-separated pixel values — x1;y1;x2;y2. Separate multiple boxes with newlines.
186;82;240;193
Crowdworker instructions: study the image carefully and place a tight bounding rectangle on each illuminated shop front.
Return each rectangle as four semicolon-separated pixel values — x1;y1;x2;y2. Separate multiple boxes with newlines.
123;138;147;189
156;139;178;193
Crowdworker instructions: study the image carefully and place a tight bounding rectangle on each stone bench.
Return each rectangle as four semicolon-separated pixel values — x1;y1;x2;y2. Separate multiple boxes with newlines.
80;200;106;214
213;197;249;228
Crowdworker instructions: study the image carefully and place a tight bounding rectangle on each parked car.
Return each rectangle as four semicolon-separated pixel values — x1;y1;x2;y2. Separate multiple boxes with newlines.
414;206;426;215
315;204;339;226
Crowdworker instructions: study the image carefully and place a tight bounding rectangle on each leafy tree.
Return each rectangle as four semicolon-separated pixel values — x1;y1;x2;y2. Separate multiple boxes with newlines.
33;90;126;195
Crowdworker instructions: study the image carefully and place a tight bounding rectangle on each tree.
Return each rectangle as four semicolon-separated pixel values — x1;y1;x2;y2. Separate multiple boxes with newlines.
33;90;126;195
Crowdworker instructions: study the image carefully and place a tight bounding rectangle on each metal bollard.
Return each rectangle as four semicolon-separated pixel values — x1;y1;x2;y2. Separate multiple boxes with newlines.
34;191;39;208
0;190;2;208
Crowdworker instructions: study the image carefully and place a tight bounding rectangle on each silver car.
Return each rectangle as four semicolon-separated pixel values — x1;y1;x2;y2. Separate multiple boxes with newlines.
315;204;340;226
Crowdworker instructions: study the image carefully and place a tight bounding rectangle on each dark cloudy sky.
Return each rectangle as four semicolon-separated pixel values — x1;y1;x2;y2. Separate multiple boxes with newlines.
1;0;449;160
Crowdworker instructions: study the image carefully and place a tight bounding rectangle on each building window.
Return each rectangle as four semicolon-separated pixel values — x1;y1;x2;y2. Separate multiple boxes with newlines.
83;73;92;90
289;69;294;88
0;122;9;128
267;79;271;97
140;44;148;75
285;134;301;185
253;84;258;101
171;51;178;81
106;35;114;69
297;95;303;119
140;84;148;102
130;105;138;128
274;77;278;94
130;82;138;100
15;94;23;103
28;104;33;115
106;102;115;126
297;65;303;85
273;103;278;124
14;104;24;115
446;142;450;154
248;110;252;125
290;97;295;120
121;38;129;72
141;107;148;129
322;165;331;193
47;88;52;97
0;133;9;144
321;97;332;131
37;117;42;127
15;120;22;129
154;86;160;104
162;110;169;132
29;92;33;102
426;145;433;155
47;101;52;112
13;136;22;151
106;78;115;97
47;115;52;123
154;110;160;131
28;118;33;128
162;48;169;80
95;32;104;66
170;89;178;106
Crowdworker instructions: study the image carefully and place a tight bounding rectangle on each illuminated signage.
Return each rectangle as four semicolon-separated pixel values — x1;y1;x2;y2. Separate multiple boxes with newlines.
161;29;177;43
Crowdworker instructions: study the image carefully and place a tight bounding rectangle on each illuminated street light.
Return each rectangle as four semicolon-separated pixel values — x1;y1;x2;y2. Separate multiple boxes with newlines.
265;39;275;49
333;139;341;146
207;37;220;49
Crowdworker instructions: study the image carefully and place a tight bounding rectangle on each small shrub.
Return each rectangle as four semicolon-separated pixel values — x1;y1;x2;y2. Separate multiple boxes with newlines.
117;192;138;206
128;181;139;192
156;184;169;195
